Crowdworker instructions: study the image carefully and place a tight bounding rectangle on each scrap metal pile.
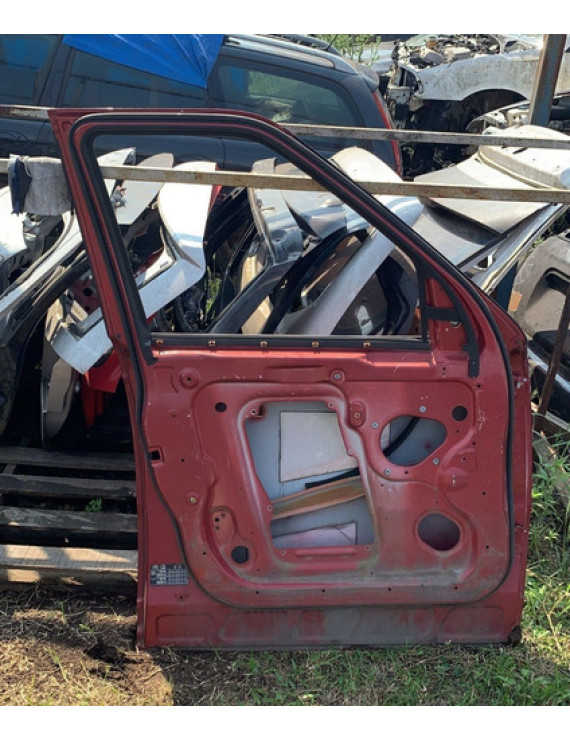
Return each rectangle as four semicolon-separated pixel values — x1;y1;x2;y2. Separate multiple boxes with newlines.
0;124;569;445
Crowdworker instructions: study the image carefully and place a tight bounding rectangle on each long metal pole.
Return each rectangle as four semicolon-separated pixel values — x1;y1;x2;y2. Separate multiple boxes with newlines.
4;159;570;203
536;281;570;428
528;34;567;126
2;106;570;150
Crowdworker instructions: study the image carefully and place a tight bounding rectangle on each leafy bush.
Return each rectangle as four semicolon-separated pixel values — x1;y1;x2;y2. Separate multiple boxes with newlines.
314;34;382;62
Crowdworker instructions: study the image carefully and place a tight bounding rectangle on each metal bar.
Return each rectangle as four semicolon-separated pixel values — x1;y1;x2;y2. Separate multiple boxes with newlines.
536;280;570;425
529;35;566;126
0;105;50;121
81;164;570;204
1;104;569;150
286;124;570;151
3;158;570;203
472;205;564;294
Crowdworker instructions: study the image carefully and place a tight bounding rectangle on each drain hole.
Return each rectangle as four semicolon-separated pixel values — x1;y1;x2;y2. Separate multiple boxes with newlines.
418;513;461;551
231;546;249;564
452;405;468;421
215;402;227;413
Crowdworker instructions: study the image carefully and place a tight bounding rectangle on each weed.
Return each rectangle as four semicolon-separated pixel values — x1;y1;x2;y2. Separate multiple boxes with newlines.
46;647;68;683
530;439;570;566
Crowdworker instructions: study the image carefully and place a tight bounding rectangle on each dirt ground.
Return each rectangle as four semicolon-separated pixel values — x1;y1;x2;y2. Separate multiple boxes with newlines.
2;573;568;707
0;581;234;706
1;580;351;706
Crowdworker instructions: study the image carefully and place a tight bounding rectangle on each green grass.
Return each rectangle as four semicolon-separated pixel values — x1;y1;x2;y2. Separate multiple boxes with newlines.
2;443;568;706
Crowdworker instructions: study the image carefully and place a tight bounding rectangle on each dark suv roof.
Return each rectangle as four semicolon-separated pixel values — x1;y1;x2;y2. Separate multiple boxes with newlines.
0;34;400;172
225;34;355;71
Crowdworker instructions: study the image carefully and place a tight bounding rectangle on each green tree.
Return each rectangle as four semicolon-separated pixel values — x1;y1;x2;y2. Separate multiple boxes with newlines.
314;34;381;62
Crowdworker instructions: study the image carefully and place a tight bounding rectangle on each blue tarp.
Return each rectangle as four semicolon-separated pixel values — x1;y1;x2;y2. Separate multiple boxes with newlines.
63;34;224;89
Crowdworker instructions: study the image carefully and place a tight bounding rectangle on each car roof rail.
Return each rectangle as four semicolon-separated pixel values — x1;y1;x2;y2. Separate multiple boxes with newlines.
263;34;342;56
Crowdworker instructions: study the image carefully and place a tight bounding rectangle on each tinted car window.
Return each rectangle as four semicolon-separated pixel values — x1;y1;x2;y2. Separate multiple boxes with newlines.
0;34;57;104
61;49;208;108
211;61;361;127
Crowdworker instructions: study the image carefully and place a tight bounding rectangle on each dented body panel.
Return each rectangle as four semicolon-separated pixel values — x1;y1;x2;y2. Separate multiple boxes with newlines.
385;34;570;133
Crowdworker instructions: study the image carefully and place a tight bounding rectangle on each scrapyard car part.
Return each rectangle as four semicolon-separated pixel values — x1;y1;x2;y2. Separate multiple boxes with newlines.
0;148;174;440
40;151;176;440
0;148;139;438
48;160;215;375
0;148;137;342
382;34;570;174
44;107;533;649
2;116;567;448
384;34;570;130
468;91;570;136
509;229;570;427
32;124;570;442
213;127;569;338
47;124;570;373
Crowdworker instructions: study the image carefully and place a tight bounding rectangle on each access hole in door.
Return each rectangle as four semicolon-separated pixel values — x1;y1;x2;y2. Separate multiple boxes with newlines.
417;513;461;552
381;415;447;466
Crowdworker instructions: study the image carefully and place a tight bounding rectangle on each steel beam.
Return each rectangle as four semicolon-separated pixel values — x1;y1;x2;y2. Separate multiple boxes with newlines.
529;34;567;126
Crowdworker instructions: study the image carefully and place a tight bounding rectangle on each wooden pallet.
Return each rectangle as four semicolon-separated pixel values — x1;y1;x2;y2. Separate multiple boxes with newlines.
0;445;138;583
0;545;137;580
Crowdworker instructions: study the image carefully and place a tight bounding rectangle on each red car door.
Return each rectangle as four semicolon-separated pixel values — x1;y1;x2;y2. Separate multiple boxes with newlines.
50;109;532;648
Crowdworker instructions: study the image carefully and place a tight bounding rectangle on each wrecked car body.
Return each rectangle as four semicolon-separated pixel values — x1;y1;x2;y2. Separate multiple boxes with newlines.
385;35;570;131
508;230;570;429
468;91;570;136
0;109;553;648
383;34;570;173
1;125;567;443
467;96;570;429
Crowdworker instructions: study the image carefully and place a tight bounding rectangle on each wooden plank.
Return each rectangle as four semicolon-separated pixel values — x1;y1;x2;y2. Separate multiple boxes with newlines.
0;544;137;574
0;506;137;534
0;473;135;500
0;440;29;506
0;568;137;589
0;446;135;472
272;476;365;521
